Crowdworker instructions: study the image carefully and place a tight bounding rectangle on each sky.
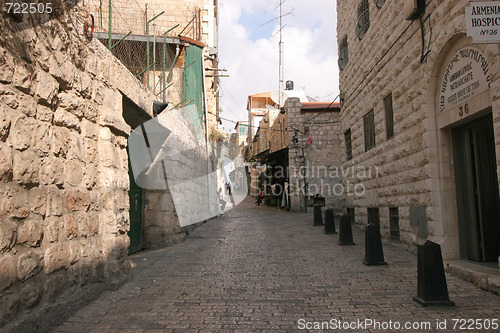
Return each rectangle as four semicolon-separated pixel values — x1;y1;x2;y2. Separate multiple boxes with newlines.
218;0;339;132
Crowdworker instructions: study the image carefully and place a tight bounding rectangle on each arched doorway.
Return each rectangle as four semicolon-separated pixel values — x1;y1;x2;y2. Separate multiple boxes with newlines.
429;35;500;262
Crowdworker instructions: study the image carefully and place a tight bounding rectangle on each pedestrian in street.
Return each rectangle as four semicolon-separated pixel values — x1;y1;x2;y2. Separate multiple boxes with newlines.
256;189;262;205
218;188;226;213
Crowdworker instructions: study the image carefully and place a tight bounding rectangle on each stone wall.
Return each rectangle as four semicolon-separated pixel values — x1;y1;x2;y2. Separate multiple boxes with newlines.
0;4;158;330
338;0;432;246
270;112;289;153
286;98;344;212
337;0;500;258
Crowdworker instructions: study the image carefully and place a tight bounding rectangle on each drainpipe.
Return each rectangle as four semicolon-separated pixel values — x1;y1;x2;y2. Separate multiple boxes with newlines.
107;0;112;49
201;52;212;213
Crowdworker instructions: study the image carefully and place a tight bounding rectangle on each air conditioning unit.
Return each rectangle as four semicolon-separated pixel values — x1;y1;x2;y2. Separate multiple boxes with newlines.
404;0;426;20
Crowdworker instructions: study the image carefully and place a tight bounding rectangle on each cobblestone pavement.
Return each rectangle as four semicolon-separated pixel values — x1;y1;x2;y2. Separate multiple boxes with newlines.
54;198;500;332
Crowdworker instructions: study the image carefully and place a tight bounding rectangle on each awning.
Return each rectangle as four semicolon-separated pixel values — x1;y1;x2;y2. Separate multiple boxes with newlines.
262;147;288;166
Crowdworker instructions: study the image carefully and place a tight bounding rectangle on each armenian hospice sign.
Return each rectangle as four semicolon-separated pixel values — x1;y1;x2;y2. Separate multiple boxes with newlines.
466;1;500;43
439;47;491;112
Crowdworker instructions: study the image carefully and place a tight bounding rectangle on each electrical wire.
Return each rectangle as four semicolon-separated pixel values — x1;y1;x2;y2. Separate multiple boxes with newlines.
301;94;340;125
419;13;433;63
343;13;432;105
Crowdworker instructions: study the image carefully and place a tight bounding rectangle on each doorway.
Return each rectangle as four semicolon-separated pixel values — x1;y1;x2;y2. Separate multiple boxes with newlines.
128;153;144;254
452;112;500;262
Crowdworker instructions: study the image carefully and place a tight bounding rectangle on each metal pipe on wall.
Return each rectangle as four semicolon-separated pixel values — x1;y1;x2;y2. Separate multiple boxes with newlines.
201;53;213;214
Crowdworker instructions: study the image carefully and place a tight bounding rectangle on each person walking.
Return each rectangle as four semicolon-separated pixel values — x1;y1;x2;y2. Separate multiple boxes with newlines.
255;189;263;205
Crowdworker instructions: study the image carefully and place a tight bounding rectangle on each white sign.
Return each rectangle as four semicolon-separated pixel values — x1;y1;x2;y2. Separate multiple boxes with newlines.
439;47;491;112
466;1;500;43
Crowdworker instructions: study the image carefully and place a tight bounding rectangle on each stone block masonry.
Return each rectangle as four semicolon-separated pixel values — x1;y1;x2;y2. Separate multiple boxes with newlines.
0;3;159;331
286;98;344;213
337;0;500;260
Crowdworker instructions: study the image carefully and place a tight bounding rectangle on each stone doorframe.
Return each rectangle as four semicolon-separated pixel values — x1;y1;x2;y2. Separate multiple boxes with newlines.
423;31;499;260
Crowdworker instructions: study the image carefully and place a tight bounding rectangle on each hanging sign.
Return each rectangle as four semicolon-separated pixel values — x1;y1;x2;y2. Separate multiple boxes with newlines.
466;2;500;43
439;47;491;112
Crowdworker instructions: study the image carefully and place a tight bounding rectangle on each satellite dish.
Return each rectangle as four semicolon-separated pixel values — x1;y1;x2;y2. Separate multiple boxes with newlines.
270;90;288;107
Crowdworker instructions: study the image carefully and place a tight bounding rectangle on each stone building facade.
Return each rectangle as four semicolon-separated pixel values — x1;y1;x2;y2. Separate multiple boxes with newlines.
337;0;500;262
246;96;343;213
286;99;343;212
0;3;161;330
234;121;248;146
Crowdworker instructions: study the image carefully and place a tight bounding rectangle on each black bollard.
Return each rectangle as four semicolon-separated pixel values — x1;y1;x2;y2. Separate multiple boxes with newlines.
413;240;455;306
324;209;337;234
338;215;355;245
313;204;323;226
363;223;387;265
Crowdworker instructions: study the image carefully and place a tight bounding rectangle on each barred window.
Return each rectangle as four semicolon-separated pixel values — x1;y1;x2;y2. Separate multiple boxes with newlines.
389;207;400;241
384;93;394;139
338;35;349;70
367;207;380;226
356;0;370;40
374;0;385;9
344;128;352;161
363;109;375;151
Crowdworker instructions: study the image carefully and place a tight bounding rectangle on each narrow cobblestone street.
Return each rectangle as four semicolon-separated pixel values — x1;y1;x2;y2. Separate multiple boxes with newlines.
53;198;500;332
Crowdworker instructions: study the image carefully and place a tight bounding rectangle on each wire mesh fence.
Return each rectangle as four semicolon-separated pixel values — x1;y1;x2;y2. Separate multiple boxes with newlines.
85;0;202;100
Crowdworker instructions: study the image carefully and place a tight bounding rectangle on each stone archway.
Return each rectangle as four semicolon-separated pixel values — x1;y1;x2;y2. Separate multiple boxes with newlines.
424;33;499;261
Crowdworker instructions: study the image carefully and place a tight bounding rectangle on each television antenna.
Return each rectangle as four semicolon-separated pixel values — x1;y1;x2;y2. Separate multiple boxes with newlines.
261;1;294;108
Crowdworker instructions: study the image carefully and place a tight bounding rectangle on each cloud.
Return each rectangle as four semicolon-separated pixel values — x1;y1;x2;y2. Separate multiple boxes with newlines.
218;0;339;131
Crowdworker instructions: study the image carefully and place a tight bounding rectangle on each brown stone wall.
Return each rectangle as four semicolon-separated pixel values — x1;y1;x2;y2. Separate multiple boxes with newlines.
0;4;156;330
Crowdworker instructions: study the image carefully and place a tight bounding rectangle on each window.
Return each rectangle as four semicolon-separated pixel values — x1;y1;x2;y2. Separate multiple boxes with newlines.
338;35;349;70
384;93;394;139
367;208;380;226
363;110;375;151
344;129;352;161
374;0;385;8
239;125;248;136
347;208;355;224
356;0;370;40
389;207;400;241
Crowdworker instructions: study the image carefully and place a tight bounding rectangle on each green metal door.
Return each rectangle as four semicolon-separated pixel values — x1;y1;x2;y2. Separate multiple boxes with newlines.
128;153;143;254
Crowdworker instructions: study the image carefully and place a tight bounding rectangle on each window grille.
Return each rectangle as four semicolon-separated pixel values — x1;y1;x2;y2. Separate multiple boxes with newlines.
345;129;352;161
338;35;349;70
356;0;370;40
